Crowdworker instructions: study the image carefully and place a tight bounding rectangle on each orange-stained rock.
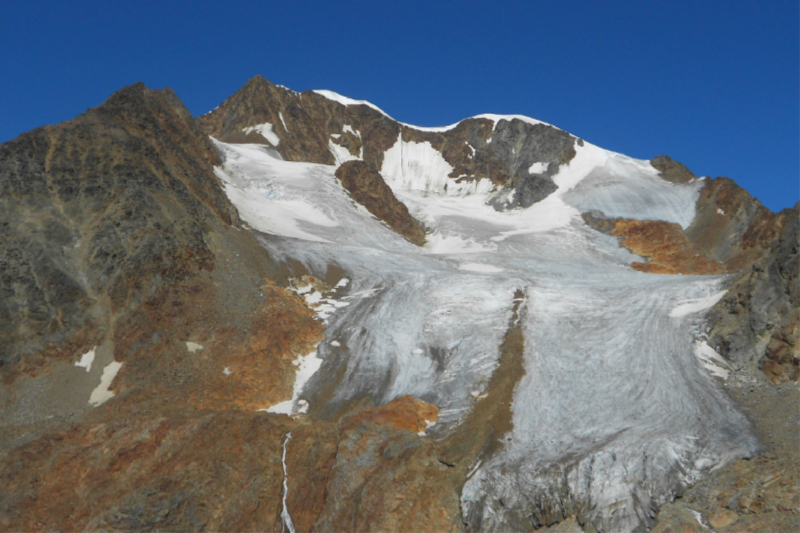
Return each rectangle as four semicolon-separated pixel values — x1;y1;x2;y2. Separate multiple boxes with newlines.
199;281;324;410
345;395;439;434
0;408;293;532
609;219;726;275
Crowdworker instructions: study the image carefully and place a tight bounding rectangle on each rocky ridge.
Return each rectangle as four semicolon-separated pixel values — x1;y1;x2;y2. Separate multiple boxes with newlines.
198;75;579;209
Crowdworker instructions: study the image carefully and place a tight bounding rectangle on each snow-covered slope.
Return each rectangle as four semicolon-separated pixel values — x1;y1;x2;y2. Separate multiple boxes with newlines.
211;129;758;532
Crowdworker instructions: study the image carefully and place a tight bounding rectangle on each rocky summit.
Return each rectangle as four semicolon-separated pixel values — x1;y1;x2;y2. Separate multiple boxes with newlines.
0;76;796;533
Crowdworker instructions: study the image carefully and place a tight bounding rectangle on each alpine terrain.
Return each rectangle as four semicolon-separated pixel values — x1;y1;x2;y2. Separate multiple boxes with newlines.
0;76;797;533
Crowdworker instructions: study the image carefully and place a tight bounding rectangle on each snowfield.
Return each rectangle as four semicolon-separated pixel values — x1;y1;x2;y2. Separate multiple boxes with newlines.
211;135;757;532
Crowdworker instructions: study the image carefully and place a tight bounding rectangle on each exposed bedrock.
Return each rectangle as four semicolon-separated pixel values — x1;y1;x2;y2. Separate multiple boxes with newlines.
650;154;696;184
706;201;799;381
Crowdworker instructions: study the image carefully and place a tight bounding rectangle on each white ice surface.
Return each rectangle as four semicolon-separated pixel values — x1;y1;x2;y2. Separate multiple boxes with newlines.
458;262;505;273
561;154;704;229
89;361;122;406
74;348;96;372
242;123;280;145
211;136;757;532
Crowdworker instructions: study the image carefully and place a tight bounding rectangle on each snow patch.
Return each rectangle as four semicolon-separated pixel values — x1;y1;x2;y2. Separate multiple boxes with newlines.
279;112;288;131
694;341;730;380
279;432;296;533
473;113;554;130
223;367;232;376
265;351;323;415
669;291;727;317
89;361;122;406
717;208;725;215
185;341;203;353
328;140;361;165
418;418;437;436
291;283;351;323
74;348;96;372
242;123;280;146
529;162;549;174
313;89;390;117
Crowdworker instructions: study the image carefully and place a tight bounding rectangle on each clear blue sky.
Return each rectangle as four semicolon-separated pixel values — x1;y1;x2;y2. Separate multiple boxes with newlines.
2;0;797;211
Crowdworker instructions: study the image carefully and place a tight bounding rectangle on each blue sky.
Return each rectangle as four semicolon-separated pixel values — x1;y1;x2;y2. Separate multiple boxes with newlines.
2;0;797;211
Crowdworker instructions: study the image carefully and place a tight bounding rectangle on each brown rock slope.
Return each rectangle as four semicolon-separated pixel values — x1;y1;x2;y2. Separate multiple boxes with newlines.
335;160;426;245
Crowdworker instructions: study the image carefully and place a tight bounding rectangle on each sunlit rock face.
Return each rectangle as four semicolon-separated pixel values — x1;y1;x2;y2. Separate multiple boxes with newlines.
1;77;795;533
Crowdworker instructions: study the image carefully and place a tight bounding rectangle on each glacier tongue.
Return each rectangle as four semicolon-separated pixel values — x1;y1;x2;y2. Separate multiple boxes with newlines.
212;137;758;532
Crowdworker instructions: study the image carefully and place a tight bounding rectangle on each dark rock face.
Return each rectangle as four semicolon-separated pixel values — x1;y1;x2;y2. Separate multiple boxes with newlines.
0;81;324;465
0;83;235;369
651;154;696;183
334;160;426;245
486;119;574;209
706;202;798;380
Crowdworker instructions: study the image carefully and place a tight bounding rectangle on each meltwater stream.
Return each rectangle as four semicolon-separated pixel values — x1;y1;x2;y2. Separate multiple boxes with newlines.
213;137;758;532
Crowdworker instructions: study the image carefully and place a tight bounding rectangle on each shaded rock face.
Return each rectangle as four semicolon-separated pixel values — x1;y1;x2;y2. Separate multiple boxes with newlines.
198;75;578;207
334;160;426;245
651;154;696;183
0;83;235;369
706;202;798;381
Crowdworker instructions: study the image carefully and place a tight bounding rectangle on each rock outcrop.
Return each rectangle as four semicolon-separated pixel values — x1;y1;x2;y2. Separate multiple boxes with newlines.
334;160;426;245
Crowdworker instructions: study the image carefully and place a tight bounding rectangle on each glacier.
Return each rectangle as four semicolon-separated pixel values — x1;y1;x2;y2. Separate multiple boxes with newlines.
211;133;758;532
